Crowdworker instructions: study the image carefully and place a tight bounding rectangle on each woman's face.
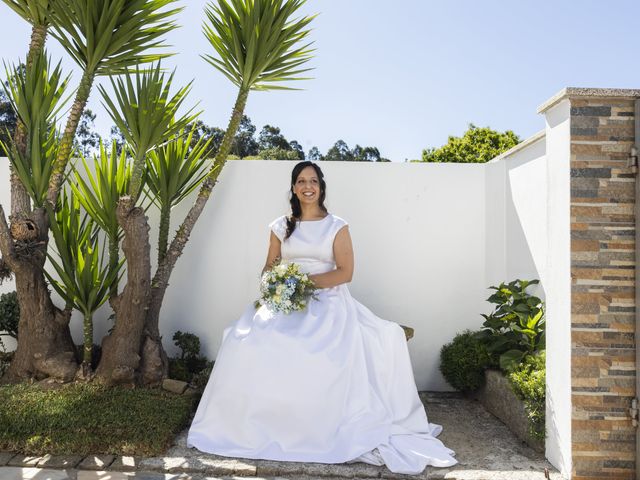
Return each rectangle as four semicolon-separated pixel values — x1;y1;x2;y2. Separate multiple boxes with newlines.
293;166;321;206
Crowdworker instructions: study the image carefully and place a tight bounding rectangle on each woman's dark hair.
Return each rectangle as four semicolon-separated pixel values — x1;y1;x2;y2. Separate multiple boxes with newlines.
285;161;328;240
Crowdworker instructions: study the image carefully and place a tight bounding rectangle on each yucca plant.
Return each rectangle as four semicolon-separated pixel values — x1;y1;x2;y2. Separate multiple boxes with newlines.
45;191;123;377
44;0;182;206
70;141;131;296
1;0;180;384
98;62;200;203
1;53;70;206
146;129;211;264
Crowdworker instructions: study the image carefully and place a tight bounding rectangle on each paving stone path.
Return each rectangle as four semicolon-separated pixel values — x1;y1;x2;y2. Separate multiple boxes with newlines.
0;393;563;480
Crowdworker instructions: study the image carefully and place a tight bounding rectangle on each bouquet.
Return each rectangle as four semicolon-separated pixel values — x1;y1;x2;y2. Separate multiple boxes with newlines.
256;260;318;314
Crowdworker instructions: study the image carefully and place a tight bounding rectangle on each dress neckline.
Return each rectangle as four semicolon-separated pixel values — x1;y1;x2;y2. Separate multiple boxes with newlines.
298;213;331;223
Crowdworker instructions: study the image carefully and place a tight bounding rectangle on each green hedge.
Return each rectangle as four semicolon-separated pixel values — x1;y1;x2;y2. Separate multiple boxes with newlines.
439;330;491;392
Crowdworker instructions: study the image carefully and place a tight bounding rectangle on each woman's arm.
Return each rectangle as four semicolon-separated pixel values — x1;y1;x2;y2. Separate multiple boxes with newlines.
262;231;282;275
308;226;354;289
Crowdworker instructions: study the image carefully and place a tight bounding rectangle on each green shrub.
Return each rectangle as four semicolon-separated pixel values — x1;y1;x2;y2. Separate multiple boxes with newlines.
440;330;491;392
0;291;19;340
508;352;546;440
169;331;211;384
476;279;545;371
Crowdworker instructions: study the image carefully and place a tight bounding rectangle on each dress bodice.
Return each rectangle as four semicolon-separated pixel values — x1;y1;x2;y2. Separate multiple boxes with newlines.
269;213;349;275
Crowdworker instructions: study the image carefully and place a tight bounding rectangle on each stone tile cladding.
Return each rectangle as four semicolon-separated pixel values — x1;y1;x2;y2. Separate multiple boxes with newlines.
570;98;636;479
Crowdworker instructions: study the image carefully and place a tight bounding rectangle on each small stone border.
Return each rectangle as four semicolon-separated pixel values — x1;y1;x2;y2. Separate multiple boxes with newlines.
0;451;424;479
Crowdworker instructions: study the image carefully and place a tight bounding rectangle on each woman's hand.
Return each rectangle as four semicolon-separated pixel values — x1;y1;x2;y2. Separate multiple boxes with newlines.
308;225;353;289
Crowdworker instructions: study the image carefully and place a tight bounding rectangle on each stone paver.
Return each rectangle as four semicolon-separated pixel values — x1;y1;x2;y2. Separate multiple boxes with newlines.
111;456;142;471
0;466;76;480
37;454;84;469
0;451;15;466
77;454;116;470
7;454;43;467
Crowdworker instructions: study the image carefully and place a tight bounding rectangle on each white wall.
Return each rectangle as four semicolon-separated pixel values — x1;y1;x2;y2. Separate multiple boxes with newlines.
542;99;573;478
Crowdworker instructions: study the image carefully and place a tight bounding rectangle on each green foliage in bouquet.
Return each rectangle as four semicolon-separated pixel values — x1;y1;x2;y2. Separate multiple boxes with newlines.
439;330;491;392
168;331;212;384
476;279;545;372
508;351;546;440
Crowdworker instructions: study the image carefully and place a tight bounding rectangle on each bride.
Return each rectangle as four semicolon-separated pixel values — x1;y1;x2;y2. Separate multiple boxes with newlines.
187;161;457;475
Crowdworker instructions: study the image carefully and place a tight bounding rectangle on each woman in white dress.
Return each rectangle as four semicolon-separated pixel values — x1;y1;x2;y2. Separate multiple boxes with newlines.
187;161;457;475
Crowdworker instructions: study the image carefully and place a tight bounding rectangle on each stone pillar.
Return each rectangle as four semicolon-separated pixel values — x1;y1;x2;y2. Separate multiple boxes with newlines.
541;88;640;480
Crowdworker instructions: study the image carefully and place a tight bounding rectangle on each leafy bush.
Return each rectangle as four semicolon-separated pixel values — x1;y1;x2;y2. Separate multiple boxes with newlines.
476;279;545;371
440;330;491;392
420;124;520;164
168;331;212;384
508;352;546;440
0;291;19;340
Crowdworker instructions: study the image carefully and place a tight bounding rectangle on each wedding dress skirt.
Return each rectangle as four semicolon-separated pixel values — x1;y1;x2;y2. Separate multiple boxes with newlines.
187;214;457;475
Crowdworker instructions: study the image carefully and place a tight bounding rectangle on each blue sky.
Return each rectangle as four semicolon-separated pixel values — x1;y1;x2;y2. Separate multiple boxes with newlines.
1;0;639;162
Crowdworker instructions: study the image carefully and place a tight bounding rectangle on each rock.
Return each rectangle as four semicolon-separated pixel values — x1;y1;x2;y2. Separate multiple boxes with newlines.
162;378;188;394
400;324;414;341
77;454;116;470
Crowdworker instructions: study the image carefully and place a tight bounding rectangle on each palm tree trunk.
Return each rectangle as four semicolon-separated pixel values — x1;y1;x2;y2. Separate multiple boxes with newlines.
95;198;151;386
0;207;77;383
128;152;147;206
140;88;250;385
83;311;93;365
108;234;119;299
157;204;170;265
46;69;95;207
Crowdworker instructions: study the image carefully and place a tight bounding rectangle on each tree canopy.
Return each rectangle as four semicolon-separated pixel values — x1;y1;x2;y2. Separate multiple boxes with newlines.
323;140;390;162
420;124;520;163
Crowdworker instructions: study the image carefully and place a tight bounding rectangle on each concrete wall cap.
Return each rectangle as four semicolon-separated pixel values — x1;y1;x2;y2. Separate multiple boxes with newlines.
486;129;545;164
537;87;640;114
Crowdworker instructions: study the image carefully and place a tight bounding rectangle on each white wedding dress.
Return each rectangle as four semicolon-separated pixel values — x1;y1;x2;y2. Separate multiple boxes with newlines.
187;214;457;475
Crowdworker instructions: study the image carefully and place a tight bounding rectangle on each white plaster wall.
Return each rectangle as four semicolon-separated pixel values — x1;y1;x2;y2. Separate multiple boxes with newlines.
484;138;547;324
542;99;572;478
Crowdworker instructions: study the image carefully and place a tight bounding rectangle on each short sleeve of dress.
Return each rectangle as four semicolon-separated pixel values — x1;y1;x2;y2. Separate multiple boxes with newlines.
268;215;287;242
331;215;349;239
